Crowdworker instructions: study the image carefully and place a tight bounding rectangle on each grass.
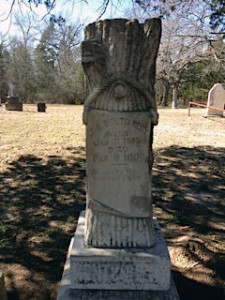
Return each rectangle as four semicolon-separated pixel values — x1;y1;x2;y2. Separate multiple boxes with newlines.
0;104;225;300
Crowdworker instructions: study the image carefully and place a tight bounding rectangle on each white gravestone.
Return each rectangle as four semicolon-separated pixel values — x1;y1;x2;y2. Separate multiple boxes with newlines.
206;83;225;116
85;110;154;247
57;18;180;300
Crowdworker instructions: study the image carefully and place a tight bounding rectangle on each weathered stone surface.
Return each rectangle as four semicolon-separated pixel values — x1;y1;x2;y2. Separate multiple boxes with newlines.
86;110;152;218
6;96;20;104
5;102;23;111
71;212;170;291
57;213;178;300
5;96;23;111
85;109;154;247
206;83;225;116
82;18;161;248
0;272;7;300
58;284;180;300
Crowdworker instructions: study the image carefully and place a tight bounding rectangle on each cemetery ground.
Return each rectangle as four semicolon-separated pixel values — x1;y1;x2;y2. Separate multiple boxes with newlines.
0;104;224;300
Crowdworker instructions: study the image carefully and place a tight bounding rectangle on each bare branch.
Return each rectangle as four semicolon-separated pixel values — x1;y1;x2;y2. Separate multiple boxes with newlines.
0;0;16;22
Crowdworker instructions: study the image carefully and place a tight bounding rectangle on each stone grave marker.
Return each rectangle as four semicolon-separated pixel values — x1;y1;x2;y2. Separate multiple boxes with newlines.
5;96;23;111
206;83;225;116
57;18;180;300
37;102;46;112
5;80;23;111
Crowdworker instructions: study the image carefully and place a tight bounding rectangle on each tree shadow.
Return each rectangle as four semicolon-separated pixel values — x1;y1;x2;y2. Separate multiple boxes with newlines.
0;145;224;299
0;147;86;300
172;270;224;300
153;145;225;300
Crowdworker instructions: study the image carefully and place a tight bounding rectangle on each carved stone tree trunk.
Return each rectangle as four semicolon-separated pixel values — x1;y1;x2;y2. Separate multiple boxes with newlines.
82;18;161;248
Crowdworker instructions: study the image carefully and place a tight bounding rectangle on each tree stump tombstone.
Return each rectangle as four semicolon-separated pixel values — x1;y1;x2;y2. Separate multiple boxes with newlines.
83;18;160;249
57;18;180;300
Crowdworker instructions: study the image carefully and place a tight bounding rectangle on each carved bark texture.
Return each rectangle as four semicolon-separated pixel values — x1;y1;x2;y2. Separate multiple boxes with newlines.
82;18;161;248
82;18;161;124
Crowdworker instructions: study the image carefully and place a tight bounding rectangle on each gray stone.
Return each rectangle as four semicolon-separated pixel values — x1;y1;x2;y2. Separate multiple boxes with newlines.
206;83;225;116
57;213;179;300
71;212;170;291
5;102;23;111
0;272;7;300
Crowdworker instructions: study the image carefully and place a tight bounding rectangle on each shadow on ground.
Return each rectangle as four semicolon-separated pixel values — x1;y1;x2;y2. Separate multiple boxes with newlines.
0;147;86;300
0;145;224;300
153;145;225;300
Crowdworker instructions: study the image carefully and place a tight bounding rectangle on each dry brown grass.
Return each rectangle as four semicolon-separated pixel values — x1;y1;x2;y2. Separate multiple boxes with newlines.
1;106;224;172
0;104;85;172
0;104;224;300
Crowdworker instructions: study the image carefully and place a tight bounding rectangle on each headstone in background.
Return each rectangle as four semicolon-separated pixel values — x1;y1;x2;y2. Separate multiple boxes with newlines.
57;18;180;300
5;96;23;111
37;102;46;112
206;83;225;116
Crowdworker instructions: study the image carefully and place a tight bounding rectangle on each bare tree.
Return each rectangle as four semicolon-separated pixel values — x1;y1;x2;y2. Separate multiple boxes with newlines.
14;12;37;48
157;9;208;108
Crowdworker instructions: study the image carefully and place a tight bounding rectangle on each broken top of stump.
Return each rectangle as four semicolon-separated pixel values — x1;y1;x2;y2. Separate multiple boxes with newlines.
82;18;161;126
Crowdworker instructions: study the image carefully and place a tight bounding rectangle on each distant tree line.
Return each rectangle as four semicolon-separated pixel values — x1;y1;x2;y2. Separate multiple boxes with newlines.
126;0;225;107
0;0;224;107
0;19;85;104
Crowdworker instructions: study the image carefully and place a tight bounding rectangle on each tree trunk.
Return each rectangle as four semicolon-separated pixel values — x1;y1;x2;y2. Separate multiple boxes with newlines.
161;80;170;106
172;83;179;109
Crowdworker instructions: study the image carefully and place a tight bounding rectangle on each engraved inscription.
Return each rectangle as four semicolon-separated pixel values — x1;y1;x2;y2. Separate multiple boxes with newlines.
72;261;136;286
87;117;148;166
86;110;152;218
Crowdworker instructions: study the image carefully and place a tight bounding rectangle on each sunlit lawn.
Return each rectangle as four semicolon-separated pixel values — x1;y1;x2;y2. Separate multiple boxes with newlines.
0;104;224;300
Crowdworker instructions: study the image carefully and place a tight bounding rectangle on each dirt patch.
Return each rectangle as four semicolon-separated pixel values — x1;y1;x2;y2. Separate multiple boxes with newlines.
0;105;225;299
153;145;225;300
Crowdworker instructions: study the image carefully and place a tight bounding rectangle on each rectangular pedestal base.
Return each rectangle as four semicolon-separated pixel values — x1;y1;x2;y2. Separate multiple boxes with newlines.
70;212;170;290
5;102;23;111
57;211;180;299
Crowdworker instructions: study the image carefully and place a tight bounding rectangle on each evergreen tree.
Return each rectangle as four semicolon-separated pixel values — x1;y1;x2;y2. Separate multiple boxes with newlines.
34;20;58;103
8;39;36;102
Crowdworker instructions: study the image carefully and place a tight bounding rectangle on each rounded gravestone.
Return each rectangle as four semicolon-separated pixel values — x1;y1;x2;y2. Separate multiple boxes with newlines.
206;83;225;116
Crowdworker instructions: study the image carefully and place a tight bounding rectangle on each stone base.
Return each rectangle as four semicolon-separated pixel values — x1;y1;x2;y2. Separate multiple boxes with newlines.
203;114;224;118
58;277;179;300
5;102;23;111
57;212;179;299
